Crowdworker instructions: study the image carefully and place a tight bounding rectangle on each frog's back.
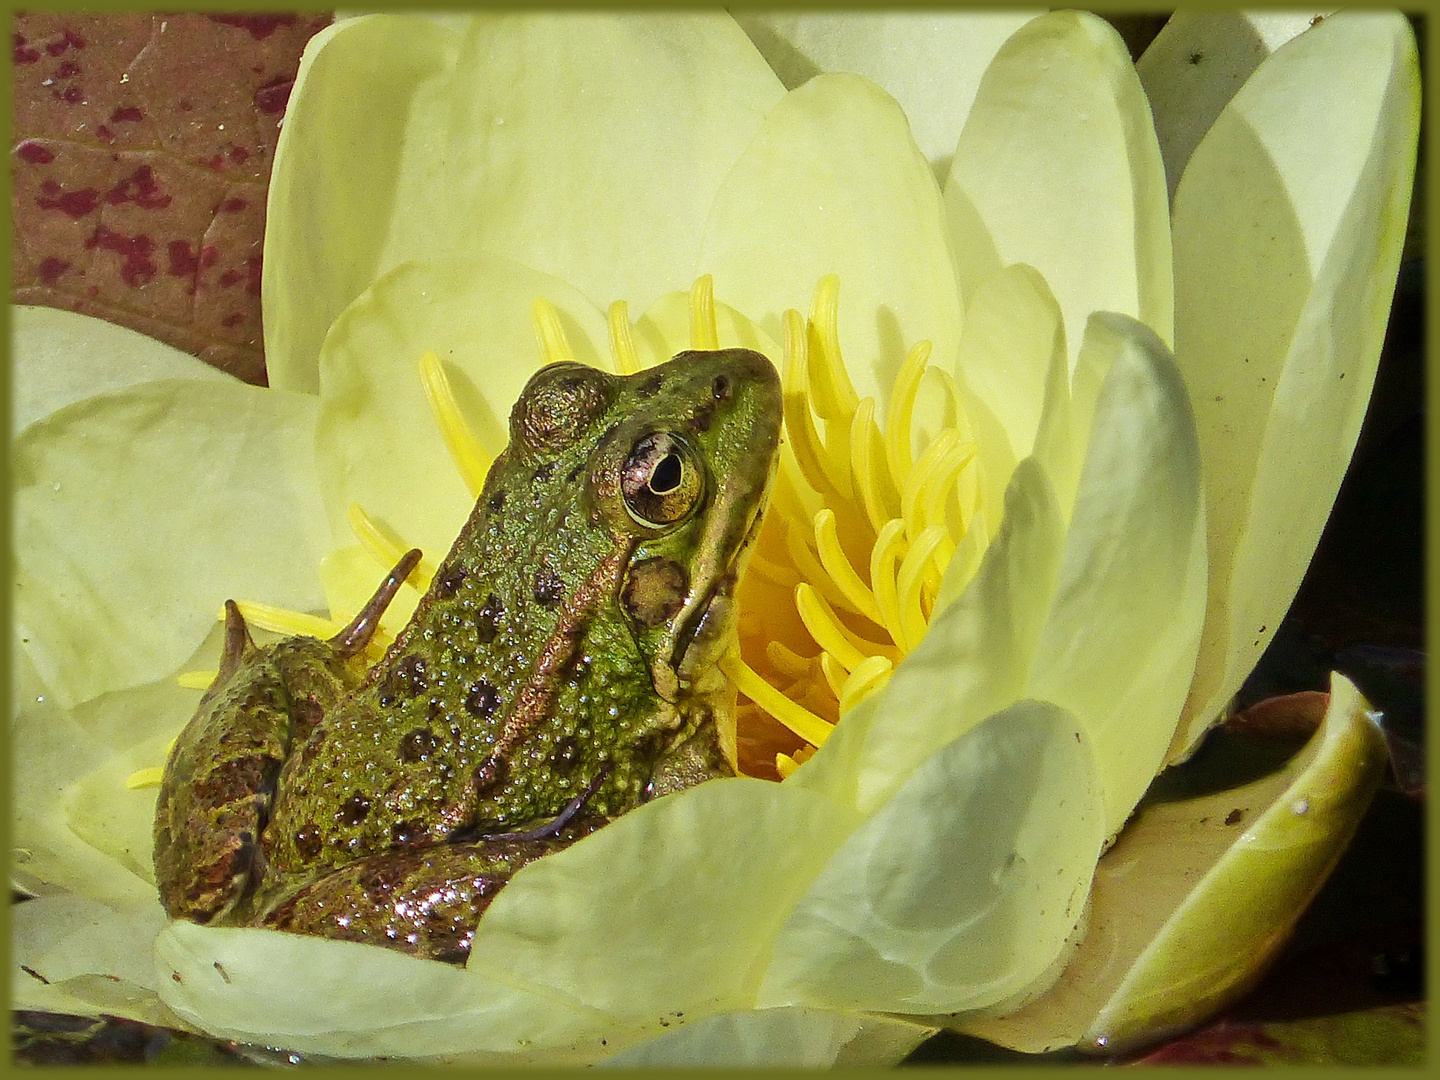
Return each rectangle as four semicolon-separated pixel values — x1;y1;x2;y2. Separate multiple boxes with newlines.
262;351;782;878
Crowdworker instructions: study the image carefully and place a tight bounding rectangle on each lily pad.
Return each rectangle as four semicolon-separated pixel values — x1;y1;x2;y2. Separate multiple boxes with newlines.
11;12;331;383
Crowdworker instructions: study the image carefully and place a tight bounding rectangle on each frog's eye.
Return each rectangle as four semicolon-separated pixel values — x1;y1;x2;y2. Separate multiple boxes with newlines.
622;432;703;528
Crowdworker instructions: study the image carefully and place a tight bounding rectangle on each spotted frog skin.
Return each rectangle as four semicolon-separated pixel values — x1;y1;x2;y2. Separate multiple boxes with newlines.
153;349;782;963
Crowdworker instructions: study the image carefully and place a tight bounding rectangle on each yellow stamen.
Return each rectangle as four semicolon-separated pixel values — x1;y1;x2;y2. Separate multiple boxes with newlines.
607;300;642;375
786;521;862;618
747;548;799;590
775;753;800;780
690;275;719;351
176;670;216;689
347;504;435;589
721;651;834;747
819;651;848;700
765;640;815;680
868;518;908;649
884;339;932;488
781;310;843;500
922;441;978;535
850;398;899;534
418;351;492;497
531;297;573;363
125;766;165;790
794;584;897;673
813;508;883;625
220;601;343;640
839;654;893;715
897;525;950;651
805;274;860;421
901;428;960;543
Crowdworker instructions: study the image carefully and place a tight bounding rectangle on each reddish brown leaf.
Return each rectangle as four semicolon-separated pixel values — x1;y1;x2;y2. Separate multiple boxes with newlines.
11;12;332;384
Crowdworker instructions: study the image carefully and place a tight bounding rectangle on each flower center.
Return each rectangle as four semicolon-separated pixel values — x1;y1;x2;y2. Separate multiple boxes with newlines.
158;275;991;788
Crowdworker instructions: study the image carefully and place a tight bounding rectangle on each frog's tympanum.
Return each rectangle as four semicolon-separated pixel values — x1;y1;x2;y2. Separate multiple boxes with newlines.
154;349;782;963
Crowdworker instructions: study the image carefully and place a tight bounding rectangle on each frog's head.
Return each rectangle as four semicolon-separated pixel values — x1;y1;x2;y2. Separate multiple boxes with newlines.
574;349;781;753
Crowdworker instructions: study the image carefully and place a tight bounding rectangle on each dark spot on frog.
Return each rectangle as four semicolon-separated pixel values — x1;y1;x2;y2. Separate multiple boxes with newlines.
550;736;582;774
712;374;731;401
397;650;429;694
464;679;502;719
189;755;274;809
476;594;503;643
488;488;506;512
622;557;688;627
398;727;438;764
534;568;565;607
566;462;585;484
1225;808;1244;826
472;754;509;795
532;462;555;483
340;792;372;825
390;819;427;845
689;402;715;433
637;373;664;398
294;823;323;859
293;695;325;742
435;562;468;598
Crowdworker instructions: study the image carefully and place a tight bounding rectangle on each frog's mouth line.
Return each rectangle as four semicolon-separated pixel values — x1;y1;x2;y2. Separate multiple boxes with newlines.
667;496;767;697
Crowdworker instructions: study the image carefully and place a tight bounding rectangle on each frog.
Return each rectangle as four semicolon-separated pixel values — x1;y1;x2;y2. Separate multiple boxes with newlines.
153;347;782;964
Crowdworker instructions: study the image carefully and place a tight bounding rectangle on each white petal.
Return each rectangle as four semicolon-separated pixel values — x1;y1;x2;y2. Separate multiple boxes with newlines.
699;72;962;409
1137;10;1331;200
945;10;1173;359
733;10;1042;178
1028;314;1207;834
1170;11;1420;754
11;306;231;437
14;381;330;707
760;700;1101;1014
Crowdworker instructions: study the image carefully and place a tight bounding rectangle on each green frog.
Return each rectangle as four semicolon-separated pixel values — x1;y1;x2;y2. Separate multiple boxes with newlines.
153;348;782;964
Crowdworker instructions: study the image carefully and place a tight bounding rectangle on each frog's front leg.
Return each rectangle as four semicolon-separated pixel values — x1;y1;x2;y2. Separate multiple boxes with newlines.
153;552;420;924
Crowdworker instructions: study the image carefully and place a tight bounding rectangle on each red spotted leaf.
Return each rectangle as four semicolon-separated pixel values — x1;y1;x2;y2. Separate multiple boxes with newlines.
11;12;332;384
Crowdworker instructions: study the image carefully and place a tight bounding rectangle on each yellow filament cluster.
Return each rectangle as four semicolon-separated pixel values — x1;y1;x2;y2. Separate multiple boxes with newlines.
718;276;989;780
163;275;988;793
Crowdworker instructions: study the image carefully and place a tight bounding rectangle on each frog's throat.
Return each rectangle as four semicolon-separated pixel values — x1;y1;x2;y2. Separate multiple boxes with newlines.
655;490;769;705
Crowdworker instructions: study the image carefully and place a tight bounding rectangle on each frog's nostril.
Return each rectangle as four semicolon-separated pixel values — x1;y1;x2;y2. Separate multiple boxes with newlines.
712;374;731;401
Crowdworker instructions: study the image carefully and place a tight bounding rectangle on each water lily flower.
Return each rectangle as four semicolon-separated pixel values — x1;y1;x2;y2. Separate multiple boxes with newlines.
12;9;1416;1065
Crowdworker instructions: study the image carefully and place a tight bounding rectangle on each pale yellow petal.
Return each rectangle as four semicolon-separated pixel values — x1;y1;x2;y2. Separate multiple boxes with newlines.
1137;11;1330;200
600;1006;934;1067
945;10;1173;357
264;14;459;393
1027;314;1207;835
1171;11;1420;757
760;700;1101;1014
952;262;1066;464
699;72;962;411
14;382;329;708
733;11;1042;177
962;674;1386;1053
12;306;231;436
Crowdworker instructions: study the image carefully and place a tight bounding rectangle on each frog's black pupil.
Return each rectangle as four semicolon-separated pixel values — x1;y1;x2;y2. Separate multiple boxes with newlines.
650;454;683;494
